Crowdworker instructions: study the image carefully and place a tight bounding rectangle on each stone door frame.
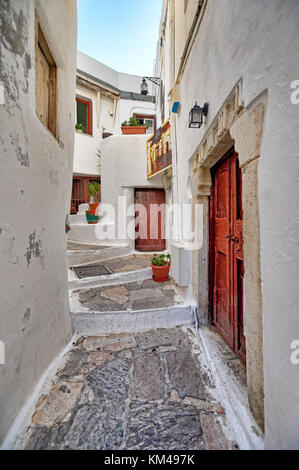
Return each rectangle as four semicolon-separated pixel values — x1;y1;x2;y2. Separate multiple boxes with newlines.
190;81;266;429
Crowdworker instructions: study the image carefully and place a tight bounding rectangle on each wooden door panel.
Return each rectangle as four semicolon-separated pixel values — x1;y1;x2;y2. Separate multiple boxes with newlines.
212;158;233;347
214;250;231;342
210;149;246;364
36;44;50;126
135;189;166;252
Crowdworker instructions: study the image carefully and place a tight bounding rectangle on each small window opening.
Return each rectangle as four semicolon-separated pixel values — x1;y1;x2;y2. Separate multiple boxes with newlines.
35;17;57;137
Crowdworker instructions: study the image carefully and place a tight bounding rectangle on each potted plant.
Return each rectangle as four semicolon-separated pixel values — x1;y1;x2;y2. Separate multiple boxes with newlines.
121;117;147;135
86;182;100;224
151;253;171;282
75;123;84;133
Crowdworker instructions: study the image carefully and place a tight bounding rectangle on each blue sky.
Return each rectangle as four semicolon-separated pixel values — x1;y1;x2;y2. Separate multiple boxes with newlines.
77;0;163;76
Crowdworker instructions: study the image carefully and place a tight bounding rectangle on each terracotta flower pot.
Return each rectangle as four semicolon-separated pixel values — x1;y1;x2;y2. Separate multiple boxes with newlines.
88;203;99;215
86;210;99;224
151;263;170;282
121;126;147;135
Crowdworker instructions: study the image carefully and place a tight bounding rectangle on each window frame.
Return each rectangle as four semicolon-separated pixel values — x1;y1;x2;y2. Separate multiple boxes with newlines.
133;113;156;134
71;176;101;214
35;15;57;138
76;96;92;136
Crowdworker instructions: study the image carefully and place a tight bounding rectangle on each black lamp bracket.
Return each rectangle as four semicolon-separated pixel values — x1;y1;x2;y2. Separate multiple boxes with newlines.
144;76;161;86
202;102;209;116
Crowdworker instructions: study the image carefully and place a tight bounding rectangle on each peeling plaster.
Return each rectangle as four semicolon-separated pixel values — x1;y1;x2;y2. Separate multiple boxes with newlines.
0;1;27;57
22;308;31;332
0;0;29;113
25;232;44;268
23;308;30;323
16;146;29;167
10;134;29;167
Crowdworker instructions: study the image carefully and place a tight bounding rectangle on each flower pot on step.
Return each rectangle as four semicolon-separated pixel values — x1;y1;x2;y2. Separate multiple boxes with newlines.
86;210;99;224
151;263;170;282
88;203;99;215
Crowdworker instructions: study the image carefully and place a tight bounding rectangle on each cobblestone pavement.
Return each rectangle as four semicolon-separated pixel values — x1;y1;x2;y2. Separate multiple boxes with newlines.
20;328;235;450
74;279;181;311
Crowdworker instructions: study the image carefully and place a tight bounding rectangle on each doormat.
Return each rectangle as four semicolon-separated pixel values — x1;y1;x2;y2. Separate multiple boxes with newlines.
73;265;114;279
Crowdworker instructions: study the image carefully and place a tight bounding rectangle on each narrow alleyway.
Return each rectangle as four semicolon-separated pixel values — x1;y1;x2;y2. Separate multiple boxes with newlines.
9;242;253;450
20;327;235;450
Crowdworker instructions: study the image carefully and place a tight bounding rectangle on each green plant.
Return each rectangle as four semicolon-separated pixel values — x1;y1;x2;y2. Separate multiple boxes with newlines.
75;123;83;131
121;117;145;127
88;182;100;204
151;253;171;266
128;116;140;126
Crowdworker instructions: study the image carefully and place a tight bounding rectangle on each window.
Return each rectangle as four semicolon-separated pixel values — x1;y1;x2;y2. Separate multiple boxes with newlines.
35;17;57;137
134;114;156;134
71;177;101;214
76;96;92;135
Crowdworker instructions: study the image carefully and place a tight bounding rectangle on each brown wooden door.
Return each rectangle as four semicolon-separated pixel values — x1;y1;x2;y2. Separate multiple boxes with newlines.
210;149;246;364
135;189;166;252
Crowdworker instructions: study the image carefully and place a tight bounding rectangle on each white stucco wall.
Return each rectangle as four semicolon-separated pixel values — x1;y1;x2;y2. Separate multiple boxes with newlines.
77;51;155;96
0;0;77;443
73;52;156;178
73;83;102;176
158;0;299;449
100;135;163;249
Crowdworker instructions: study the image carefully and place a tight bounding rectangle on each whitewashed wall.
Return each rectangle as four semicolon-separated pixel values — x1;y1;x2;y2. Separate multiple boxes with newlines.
77;51;155;96
73;84;102;176
73;52;156;178
100;135;163;250
158;0;299;450
0;0;77;443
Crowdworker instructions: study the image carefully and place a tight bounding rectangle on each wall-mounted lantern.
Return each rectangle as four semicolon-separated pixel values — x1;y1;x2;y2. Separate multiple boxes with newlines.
189;102;209;128
140;77;161;96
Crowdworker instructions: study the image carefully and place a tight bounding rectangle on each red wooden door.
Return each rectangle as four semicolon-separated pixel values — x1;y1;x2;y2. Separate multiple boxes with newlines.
210;149;246;364
135;189;166;252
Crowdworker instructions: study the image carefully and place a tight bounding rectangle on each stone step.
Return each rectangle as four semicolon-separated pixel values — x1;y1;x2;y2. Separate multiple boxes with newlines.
69;278;191;335
71;305;192;336
68;253;154;289
69;267;152;290
67;244;131;267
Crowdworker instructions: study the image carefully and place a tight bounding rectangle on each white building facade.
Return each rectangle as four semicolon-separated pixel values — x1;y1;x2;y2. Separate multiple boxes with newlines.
0;0;77;444
70;52;167;249
154;0;299;450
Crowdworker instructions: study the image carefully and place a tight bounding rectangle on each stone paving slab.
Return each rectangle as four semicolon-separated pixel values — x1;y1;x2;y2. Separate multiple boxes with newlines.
67;242;111;251
74;279;180;312
20;327;235;450
72;254;153;279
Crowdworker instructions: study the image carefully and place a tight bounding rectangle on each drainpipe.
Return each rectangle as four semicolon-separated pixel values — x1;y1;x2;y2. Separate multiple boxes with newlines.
97;90;101;129
169;0;180;241
176;0;207;84
113;97;118;129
